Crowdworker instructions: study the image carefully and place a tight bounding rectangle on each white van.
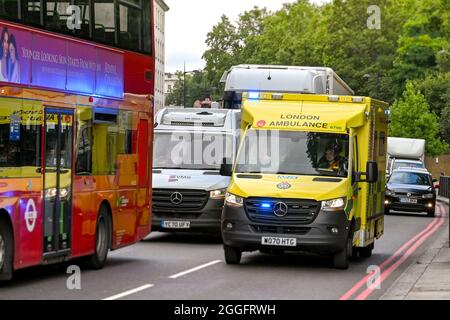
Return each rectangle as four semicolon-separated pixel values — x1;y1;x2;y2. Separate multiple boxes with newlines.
221;64;354;109
152;108;241;234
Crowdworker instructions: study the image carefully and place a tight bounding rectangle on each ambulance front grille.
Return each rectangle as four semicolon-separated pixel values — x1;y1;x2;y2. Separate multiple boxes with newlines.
244;198;320;225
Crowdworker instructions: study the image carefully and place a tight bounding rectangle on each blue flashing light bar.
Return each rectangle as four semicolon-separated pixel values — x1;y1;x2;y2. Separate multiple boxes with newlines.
248;92;260;100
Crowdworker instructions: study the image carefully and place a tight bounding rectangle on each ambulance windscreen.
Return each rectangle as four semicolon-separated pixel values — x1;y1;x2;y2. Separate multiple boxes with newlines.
235;130;349;178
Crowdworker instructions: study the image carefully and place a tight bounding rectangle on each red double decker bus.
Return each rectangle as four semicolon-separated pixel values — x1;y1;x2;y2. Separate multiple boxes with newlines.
0;1;154;281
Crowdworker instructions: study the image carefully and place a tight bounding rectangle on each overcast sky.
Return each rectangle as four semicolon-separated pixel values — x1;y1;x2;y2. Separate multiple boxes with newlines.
164;0;331;73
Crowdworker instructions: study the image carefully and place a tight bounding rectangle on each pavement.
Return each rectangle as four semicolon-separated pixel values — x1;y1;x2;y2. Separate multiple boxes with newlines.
381;196;450;300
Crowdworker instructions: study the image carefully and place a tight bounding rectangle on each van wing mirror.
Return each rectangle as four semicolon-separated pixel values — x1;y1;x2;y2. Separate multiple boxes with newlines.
366;161;378;183
220;158;233;177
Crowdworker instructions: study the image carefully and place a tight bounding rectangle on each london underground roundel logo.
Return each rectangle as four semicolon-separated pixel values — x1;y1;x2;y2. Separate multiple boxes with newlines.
25;198;37;233
257;120;266;127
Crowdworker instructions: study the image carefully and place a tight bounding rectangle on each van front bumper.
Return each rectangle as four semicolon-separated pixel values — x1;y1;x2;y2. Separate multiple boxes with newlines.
152;198;224;234
221;204;350;254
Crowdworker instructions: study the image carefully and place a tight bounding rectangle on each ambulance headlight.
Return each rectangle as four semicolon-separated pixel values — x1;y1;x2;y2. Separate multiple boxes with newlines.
210;188;227;200
225;193;244;207
321;197;346;211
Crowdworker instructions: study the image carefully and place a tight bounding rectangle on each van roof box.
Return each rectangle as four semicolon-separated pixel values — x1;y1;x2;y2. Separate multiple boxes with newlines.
161;108;229;127
221;64;354;96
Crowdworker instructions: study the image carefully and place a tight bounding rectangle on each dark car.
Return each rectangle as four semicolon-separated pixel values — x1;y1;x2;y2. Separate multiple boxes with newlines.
385;168;437;217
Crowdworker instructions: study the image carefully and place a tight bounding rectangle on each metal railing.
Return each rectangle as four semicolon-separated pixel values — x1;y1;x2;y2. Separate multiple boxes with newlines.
439;176;450;198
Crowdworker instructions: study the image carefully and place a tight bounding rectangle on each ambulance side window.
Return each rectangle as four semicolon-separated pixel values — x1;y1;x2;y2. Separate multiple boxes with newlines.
353;136;359;176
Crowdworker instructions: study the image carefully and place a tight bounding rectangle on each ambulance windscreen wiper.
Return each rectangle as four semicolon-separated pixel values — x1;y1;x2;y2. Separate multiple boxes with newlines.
275;171;294;175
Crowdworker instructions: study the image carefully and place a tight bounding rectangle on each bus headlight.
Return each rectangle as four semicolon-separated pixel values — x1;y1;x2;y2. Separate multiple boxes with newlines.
210;188;227;200
45;188;57;198
45;188;69;199
225;192;244;207
321;197;346;211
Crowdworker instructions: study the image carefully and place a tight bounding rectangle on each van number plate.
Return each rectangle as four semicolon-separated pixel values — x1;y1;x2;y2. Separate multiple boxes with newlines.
161;221;191;229
261;237;297;247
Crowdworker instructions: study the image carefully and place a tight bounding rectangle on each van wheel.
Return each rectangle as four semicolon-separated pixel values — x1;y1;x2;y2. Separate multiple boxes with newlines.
0;219;13;281
359;243;374;258
85;206;111;270
333;234;351;269
224;245;242;265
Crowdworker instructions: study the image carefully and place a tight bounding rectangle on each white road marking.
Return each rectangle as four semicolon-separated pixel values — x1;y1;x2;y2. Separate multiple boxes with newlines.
102;284;154;300
169;260;223;279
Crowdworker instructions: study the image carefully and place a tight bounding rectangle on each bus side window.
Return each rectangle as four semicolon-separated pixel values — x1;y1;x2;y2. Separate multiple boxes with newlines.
0;101;41;178
76;108;93;176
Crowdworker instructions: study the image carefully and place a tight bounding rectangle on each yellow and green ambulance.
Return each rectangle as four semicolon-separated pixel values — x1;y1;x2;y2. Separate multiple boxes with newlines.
220;92;389;269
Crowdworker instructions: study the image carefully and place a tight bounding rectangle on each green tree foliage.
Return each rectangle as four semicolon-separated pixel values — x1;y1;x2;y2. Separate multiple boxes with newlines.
165;71;219;108
203;7;269;88
389;82;448;156
391;0;450;97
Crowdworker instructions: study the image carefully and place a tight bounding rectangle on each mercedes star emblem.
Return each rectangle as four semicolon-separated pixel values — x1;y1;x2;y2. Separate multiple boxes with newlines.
273;202;289;217
170;192;183;205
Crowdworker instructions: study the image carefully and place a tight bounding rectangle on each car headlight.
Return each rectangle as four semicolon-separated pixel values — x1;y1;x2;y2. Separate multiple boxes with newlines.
385;189;395;196
225;192;244;207
210;188;227;200
422;193;434;199
321;197;346;211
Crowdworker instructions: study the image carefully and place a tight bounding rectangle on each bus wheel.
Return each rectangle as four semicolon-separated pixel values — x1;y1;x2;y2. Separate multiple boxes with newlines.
85;206;111;270
0;219;13;281
333;234;351;269
224;245;242;265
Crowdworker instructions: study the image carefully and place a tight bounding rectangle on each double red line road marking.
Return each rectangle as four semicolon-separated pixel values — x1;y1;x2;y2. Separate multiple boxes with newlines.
340;202;447;300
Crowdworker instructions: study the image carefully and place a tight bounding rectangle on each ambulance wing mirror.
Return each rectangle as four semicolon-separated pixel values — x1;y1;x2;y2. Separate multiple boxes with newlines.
220;158;233;177
355;161;378;183
366;161;378;183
